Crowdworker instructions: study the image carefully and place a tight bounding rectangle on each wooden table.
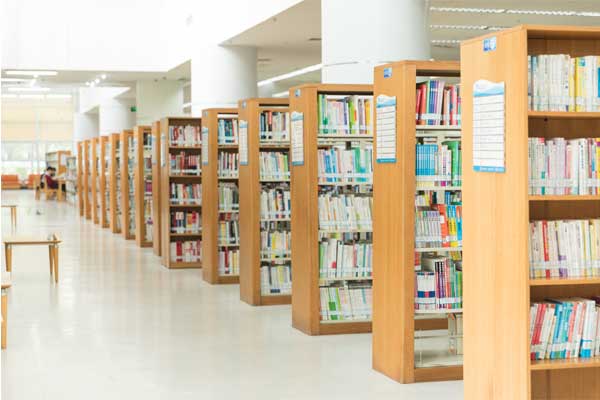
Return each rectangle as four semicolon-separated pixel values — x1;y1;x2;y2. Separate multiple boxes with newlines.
1;205;17;231
57;179;66;201
1;277;11;349
3;234;61;283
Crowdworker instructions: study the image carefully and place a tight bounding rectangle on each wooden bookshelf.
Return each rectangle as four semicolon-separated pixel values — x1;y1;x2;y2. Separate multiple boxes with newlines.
201;108;240;284
151;121;162;256
461;25;600;400
98;136;109;228
77;142;84;216
45;150;71;175
120;129;135;240
134;126;153;248
371;60;462;384
83;140;91;219
91;137;100;225
160;117;203;269
290;83;374;335
238;98;291;305
65;155;78;205
108;133;121;234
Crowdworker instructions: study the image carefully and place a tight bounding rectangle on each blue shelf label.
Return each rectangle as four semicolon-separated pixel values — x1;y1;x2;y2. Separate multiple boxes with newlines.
383;67;392;78
483;37;497;52
294;89;301;98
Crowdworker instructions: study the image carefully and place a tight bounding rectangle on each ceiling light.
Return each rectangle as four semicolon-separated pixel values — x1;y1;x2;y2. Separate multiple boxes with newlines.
85;82;90;86
1;78;29;83
95;78;100;84
20;94;45;99
5;70;57;76
101;74;107;79
506;9;575;16
430;24;489;30
273;91;289;98
430;7;505;14
257;63;322;87
7;87;51;92
46;94;72;99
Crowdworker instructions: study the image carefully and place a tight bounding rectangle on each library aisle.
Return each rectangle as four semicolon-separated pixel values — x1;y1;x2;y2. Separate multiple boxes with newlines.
0;190;461;400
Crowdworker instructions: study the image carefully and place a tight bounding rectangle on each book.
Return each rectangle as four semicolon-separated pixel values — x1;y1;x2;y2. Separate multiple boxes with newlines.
170;211;201;234
260;186;291;220
529;137;600;195
529;218;600;279
218;151;239;178
415;191;462;249
319;284;372;321
219;183;239;211
416;81;461;126
260;228;291;260
169;125;201;146
260;264;292;295
170;183;202;205
319;238;372;279
416;140;462;188
260;111;290;142
170;152;201;175
218;118;238;145
318;94;373;136
219;249;239;276
218;217;239;245
259;151;290;181
318;143;373;184
318;193;372;232
170;240;202;263
415;254;462;311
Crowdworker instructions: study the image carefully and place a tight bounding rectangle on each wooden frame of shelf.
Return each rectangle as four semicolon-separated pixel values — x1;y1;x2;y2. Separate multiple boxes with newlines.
201;108;240;284
461;25;600;400
91;137;100;225
151;121;162;256
372;60;463;384
160;117;203;269
108;133;121;234
120;129;135;240
238;98;291;305
290;83;374;335
77;142;84;216
98;136;109;228
134;125;153;248
83;140;91;219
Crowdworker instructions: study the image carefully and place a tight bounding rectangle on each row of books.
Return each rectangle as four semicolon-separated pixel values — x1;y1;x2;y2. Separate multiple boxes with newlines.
259;152;290;180
530;298;600;360
170;125;201;146
218;118;238;144
219;183;239;211
218;218;239;245
219;249;239;276
318;144;373;184
260;265;292;295
260;187;291;220
415;255;463;311
319;285;372;321
529;54;600;112
318;194;373;232
170;153;201;175
529;219;600;279
319;239;372;279
170;211;201;234
218;152;239;178
529;137;600;195
416;140;462;188
415;202;463;249
318;94;373;136
170;183;202;204
170;240;202;263
260;111;290;141
416;81;461;126
260;230;291;260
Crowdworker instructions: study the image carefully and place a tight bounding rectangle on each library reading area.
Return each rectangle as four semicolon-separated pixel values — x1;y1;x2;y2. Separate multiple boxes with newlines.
1;1;600;399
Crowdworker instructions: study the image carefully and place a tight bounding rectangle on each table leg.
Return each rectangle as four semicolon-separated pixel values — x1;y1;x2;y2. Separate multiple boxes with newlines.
53;245;59;283
11;208;16;231
1;292;6;349
5;245;11;273
49;245;54;276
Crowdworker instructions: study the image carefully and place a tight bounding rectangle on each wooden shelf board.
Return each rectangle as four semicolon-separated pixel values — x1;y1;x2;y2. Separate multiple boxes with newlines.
415;247;463;253
414;365;463;383
529;195;600;201
170;203;202;208
415;308;463;315
529;277;600;286
170;233;202;237
530;357;600;371
319;277;372;283
528;111;600;119
169;146;202;150
169;174;202;179
217;275;240;284
416;125;462;131
260;294;291;306
167;261;202;269
318;320;372;335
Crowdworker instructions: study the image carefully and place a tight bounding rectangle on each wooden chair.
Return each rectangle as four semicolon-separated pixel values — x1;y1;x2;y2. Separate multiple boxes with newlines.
34;176;59;201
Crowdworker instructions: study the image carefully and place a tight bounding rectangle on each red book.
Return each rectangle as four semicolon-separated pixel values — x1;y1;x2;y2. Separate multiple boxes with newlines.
434;205;450;247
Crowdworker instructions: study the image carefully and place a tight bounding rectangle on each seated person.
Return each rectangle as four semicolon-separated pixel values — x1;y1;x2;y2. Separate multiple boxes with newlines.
44;167;66;192
39;166;52;189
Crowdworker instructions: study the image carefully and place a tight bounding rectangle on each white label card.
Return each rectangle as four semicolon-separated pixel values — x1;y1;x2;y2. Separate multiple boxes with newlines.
160;133;166;167
375;95;397;163
291;112;304;166
473;80;505;173
239;120;248;166
201;127;209;165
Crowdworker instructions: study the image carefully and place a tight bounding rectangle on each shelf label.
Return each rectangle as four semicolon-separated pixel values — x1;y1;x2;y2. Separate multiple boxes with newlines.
483;37;497;52
473;80;505;173
239;120;248;166
376;95;397;163
383;67;392;78
291;111;304;166
202;127;209;165
160;133;166;167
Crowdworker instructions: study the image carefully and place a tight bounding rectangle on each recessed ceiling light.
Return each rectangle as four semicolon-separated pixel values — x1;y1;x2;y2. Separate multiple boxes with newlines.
430;24;489;30
101;74;107;79
430;7;505;14
7;87;51;92
95;78;100;84
257;63;322;87
5;70;58;76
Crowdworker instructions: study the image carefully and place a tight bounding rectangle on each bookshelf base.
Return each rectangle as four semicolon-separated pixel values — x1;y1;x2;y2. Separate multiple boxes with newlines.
215;275;239;285
137;241;152;248
259;294;291;306
415;318;449;331
318;320;372;335
414;365;463;383
125;234;135;241
164;261;202;269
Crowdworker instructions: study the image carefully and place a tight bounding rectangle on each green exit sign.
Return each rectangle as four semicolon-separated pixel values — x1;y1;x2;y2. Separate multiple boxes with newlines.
130;106;137;112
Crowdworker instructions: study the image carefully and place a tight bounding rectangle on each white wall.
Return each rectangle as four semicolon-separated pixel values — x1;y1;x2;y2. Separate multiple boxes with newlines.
136;80;184;125
73;112;99;142
99;98;136;136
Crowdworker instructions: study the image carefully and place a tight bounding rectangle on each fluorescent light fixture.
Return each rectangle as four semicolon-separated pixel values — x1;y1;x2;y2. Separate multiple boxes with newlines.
46;94;72;99
430;7;600;17
430;24;489;30
506;9;575;16
101;74;107;79
257;63;322;87
94;78;100;84
182;102;192;108
1;78;29;83
1;94;18;98
430;7;505;14
7;87;51;92
431;39;461;44
19;94;45;99
273;90;289;98
5;70;57;76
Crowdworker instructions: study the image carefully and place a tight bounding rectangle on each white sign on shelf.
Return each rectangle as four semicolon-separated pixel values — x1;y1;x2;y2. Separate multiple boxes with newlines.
239;120;248;166
291;111;304;166
160;133;166;167
202;127;209;165
375;95;397;163
473;80;505;173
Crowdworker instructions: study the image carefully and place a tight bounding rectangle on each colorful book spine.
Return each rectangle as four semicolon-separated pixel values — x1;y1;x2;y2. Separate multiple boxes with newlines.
317;144;373;184
218;118;238;144
170;240;202;262
260;264;292;295
219;183;239;211
318;193;372;232
415;191;462;249
416;140;461;188
260;186;291;220
416;81;461;126
318;94;373;136
319;285;372;321
218;249;239;276
218;218;239;245
170;153;201;175
169;125;201;146
319;239;372;279
218;151;239;178
169;211;201;234
259;151;290;181
170;183;202;204
415;254;462;311
260;111;290;141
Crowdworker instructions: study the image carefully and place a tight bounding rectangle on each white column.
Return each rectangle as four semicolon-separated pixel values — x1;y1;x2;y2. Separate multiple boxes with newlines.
98;98;136;136
73;112;99;142
190;45;257;114
321;0;430;84
136;80;184;125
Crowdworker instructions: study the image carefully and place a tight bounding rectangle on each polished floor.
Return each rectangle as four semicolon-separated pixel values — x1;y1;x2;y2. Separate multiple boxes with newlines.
1;190;463;400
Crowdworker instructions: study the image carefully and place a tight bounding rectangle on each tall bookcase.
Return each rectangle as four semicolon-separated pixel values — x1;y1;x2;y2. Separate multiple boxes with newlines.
77;141;84;216
290;84;374;335
45;150;71;175
134;125;153;248
120;129;135;240
371;60;463;384
201;108;240;284
238;98;292;305
98;136;109;228
160;117;203;269
84;140;91;219
151;121;162;257
108;133;121;233
65;156;78;205
91;137;100;225
462;25;600;400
